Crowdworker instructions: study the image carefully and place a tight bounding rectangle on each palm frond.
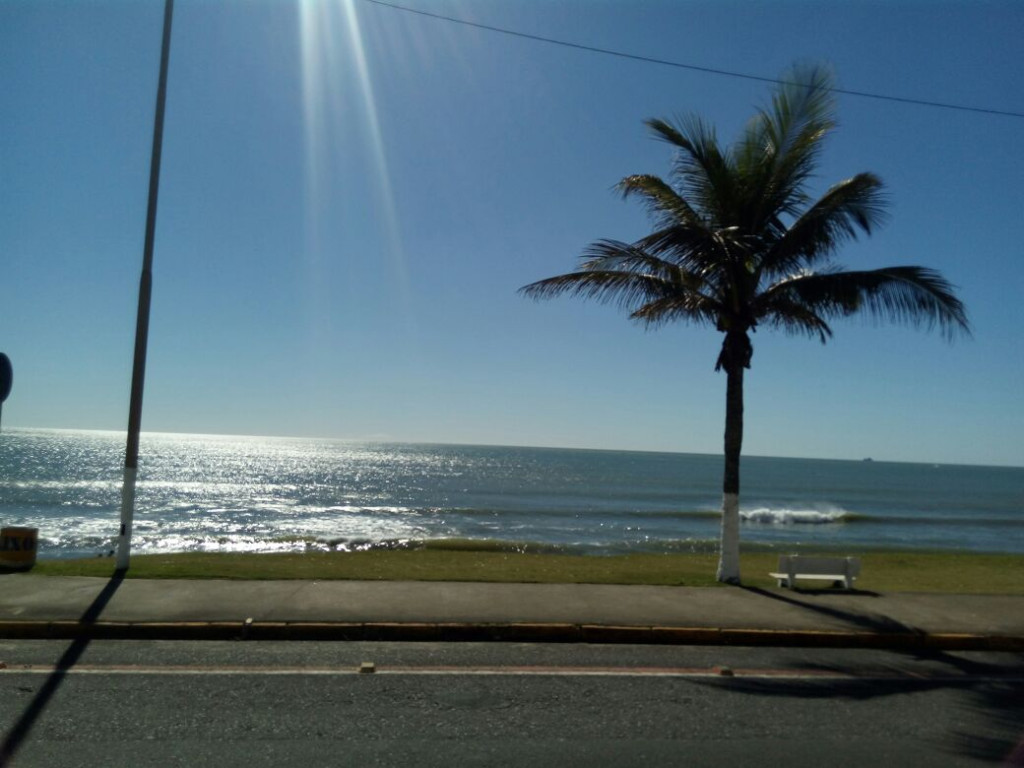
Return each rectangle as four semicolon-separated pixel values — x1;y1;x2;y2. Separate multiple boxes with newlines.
519;269;673;312
615;174;703;229
520;239;723;326
629;292;723;328
738;64;837;231
646;116;737;226
521;241;679;310
754;296;834;342
578;239;689;281
760;267;971;340
761;173;888;278
644;116;706;155
626;225;730;278
762;63;836;170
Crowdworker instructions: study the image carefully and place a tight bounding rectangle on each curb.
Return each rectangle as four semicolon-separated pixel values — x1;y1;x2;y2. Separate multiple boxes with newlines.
0;620;1021;651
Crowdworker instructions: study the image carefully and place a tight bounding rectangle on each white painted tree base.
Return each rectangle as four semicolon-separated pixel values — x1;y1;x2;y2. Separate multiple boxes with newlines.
716;492;741;584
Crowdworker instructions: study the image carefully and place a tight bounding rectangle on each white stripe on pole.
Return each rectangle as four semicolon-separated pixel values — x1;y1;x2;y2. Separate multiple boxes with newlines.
116;466;138;570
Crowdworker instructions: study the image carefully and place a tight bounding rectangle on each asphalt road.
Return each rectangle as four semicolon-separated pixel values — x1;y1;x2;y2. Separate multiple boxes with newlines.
1;641;1022;767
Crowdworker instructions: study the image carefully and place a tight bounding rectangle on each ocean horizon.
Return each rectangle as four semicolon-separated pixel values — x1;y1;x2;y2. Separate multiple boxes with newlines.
2;428;1022;559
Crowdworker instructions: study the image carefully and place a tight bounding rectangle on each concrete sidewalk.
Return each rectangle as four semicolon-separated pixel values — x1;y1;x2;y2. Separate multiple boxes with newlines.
1;573;1022;650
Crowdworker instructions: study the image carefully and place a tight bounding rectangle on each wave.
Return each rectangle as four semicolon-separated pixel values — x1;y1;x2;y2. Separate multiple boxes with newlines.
738;508;1024;528
740;506;851;525
609;507;865;524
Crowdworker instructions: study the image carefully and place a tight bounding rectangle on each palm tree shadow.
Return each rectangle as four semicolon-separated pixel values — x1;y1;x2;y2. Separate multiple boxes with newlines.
740;585;917;635
712;587;1024;764
0;571;125;766
692;647;1024;764
946;663;1024;765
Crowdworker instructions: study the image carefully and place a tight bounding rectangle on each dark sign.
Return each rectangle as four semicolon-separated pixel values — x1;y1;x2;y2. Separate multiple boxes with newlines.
0;354;11;403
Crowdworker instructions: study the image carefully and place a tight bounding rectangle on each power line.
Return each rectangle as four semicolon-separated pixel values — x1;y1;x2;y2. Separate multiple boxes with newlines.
361;0;1024;120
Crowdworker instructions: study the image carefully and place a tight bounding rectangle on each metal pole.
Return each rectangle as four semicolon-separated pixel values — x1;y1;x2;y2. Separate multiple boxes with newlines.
116;0;175;571
0;352;12;433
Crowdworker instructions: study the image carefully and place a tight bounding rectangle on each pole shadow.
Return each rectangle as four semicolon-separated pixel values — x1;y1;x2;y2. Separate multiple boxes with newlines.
0;570;125;767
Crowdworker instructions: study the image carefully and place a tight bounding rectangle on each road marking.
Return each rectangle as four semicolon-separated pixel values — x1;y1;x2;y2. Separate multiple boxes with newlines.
2;664;1022;683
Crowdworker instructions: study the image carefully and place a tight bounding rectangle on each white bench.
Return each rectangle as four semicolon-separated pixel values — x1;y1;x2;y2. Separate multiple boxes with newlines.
769;555;861;590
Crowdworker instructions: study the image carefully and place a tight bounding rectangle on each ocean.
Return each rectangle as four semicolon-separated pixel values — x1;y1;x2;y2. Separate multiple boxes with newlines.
1;428;1022;559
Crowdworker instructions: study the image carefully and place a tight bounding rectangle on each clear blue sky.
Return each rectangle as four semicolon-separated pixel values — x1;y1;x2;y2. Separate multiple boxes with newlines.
2;0;1022;466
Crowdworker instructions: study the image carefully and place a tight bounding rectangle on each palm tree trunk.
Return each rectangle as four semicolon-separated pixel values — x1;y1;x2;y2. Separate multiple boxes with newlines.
716;350;744;584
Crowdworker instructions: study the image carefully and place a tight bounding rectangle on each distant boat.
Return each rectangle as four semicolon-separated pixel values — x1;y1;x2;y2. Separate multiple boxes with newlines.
862;457;874;462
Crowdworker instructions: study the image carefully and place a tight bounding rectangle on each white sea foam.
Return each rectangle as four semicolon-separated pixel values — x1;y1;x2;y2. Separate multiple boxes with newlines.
740;506;848;525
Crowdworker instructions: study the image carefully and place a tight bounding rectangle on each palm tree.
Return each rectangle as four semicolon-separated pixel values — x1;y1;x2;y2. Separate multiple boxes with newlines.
520;65;969;584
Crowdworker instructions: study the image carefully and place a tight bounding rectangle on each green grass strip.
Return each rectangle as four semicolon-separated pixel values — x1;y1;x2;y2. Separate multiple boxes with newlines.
23;550;1024;593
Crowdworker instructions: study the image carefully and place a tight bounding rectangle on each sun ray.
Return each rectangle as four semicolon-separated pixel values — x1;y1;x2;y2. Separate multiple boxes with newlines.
297;0;412;347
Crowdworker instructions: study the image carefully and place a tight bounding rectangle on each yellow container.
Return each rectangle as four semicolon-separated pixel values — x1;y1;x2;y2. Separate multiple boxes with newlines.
0;527;38;570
